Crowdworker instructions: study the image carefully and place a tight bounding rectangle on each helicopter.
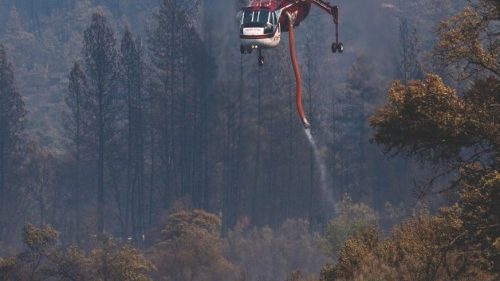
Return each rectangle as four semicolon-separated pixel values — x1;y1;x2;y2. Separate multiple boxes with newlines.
239;0;344;128
239;0;343;67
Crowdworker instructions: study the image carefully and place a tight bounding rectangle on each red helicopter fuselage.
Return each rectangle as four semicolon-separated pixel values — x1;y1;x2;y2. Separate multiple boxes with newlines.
240;1;310;51
240;0;338;52
240;0;343;128
250;0;311;30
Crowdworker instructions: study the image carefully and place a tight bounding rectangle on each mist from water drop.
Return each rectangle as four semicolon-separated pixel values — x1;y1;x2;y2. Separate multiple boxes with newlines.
304;128;334;206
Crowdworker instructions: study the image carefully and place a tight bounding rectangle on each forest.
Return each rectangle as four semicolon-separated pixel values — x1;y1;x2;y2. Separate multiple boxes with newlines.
0;0;498;280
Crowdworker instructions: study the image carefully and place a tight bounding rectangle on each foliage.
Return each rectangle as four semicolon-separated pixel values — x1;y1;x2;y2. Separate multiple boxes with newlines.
82;10;119;235
450;167;500;273
320;211;496;281
434;0;499;78
0;1;497;280
151;209;238;281
0;224;154;281
286;270;318;281
91;238;155;281
225;219;328;281
319;196;378;259
0;43;26;243
362;1;500;280
371;74;473;162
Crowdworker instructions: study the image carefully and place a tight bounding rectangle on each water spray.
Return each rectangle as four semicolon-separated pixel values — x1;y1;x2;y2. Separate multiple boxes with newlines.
304;128;334;205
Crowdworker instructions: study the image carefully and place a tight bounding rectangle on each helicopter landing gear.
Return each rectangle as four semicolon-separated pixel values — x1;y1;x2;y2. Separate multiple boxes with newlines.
240;45;253;54
331;42;344;53
258;55;265;66
258;49;265;67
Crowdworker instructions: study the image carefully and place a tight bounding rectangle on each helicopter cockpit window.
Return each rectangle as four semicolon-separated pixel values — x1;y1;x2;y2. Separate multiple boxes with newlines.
241;9;271;28
264;12;275;34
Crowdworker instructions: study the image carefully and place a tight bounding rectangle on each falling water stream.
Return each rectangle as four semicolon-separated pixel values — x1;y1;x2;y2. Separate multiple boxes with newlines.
304;128;334;206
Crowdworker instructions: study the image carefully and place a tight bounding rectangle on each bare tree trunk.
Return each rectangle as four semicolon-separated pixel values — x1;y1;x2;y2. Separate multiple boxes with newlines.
236;55;244;219
149;113;156;232
0;136;4;214
98;86;105;235
126;78;133;239
252;69;262;223
287;83;294;218
75;99;82;244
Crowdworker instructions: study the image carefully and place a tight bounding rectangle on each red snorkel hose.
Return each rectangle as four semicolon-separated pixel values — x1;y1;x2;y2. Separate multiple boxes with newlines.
287;12;310;129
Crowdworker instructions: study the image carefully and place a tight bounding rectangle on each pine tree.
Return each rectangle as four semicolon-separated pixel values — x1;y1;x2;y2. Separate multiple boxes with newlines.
149;0;207;211
82;10;118;235
396;18;423;84
149;0;180;206
64;62;89;243
4;5;36;56
120;28;146;242
5;6;23;36
0;44;26;240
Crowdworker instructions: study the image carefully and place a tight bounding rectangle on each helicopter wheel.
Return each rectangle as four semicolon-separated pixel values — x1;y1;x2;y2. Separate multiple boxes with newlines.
338;42;344;53
258;55;265;67
331;43;338;53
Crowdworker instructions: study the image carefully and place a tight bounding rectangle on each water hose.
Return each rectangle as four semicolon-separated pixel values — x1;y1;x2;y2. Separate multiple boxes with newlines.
287;12;311;129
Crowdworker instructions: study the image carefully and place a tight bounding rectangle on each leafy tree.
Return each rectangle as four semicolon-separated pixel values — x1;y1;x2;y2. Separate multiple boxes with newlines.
151;209;238;281
368;73;499;276
434;0;499;79
225;219;328;281
0;224;59;281
371;74;474;162
90;238;155;281
0;224;154;281
286;271;318;281
365;0;499;277
318;196;378;259
320;211;496;281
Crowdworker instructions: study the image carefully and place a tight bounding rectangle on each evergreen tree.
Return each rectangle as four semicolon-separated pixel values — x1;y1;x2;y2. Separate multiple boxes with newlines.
3;5;36;73
396;18;423;84
5;6;23;36
82;10;118;235
64;62;90;243
120;28;146;242
0;44;26;241
148;0;211;212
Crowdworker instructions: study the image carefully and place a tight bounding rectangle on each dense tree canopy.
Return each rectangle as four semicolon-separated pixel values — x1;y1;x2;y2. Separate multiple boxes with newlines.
0;0;497;280
320;1;499;279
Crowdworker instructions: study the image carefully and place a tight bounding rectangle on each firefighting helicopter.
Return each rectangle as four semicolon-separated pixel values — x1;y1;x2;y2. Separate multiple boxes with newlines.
239;0;344;128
